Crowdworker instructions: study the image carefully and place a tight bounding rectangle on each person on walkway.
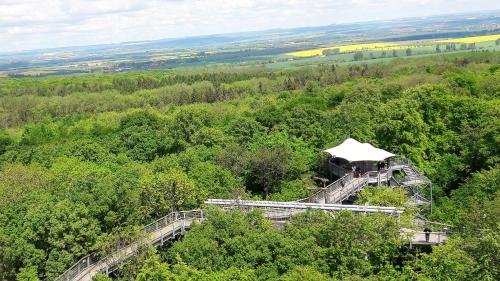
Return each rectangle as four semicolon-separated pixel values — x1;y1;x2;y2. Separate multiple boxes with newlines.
424;227;431;242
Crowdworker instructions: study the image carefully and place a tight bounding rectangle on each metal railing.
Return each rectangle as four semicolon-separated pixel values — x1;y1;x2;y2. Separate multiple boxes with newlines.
301;157;432;207
55;210;204;281
297;172;360;204
327;172;354;193
205;199;404;215
58;198;444;281
326;173;369;204
414;216;453;232
56;254;100;281
409;231;448;244
142;210;204;234
390;157;430;183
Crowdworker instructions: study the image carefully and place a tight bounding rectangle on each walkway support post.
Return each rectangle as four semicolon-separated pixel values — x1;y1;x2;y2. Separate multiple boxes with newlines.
430;182;433;213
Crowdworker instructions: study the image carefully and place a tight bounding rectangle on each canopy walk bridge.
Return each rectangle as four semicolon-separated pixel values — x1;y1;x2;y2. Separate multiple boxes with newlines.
56;145;440;281
56;199;448;281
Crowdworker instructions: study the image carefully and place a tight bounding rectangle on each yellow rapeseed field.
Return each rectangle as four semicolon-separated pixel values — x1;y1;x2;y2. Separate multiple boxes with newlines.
287;34;500;58
287;43;406;57
437;34;500;44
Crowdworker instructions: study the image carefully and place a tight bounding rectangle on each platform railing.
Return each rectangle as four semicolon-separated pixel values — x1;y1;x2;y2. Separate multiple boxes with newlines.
205;199;404;215
298;172;373;204
390;157;430;182
327;173;369;203
409;231;448;244
297;172;358;203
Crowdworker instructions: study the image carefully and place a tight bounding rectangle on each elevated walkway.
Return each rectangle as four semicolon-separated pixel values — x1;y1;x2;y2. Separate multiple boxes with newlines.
56;158;438;281
206;199;405;215
400;228;448;246
56;201;446;281
298;173;368;204
56;211;205;281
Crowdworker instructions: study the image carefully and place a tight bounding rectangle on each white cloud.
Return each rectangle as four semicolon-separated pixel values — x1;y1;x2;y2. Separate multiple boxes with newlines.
0;0;498;52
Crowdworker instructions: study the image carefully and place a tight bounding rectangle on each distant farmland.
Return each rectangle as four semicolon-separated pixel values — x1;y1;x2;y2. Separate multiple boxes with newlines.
286;34;500;57
286;43;407;57
437;34;500;43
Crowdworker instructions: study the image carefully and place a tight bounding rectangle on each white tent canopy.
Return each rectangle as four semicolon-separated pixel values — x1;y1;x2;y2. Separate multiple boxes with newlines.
324;138;395;162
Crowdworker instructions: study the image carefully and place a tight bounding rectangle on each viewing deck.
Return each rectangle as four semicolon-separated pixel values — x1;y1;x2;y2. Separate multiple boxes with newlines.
325;157;432;207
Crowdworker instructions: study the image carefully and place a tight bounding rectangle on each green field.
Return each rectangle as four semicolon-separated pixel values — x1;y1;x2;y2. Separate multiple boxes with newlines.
268;39;500;68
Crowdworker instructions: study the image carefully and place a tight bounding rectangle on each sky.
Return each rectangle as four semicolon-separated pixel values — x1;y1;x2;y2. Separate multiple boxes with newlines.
0;0;499;53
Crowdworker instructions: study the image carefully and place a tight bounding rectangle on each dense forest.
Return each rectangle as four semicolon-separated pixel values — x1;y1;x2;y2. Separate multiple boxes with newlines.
0;51;498;280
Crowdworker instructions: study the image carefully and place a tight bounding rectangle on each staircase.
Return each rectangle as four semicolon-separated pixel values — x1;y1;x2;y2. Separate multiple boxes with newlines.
298;173;369;204
388;157;432;206
400;165;429;186
325;175;369;204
